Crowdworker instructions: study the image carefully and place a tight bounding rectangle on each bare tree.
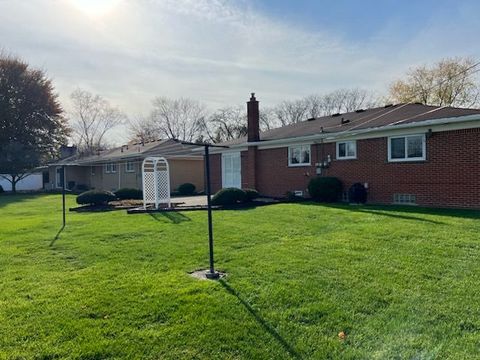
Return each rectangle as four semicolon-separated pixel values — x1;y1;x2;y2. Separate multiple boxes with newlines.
273;98;310;126
70;89;125;154
150;97;207;142
389;57;480;107
127;115;158;143
201;107;247;143
271;88;378;126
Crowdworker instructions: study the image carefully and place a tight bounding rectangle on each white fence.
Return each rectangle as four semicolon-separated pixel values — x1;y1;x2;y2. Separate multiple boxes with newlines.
0;173;43;191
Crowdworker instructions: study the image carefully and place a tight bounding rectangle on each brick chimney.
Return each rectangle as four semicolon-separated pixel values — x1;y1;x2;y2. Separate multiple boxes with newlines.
247;93;260;142
243;93;259;190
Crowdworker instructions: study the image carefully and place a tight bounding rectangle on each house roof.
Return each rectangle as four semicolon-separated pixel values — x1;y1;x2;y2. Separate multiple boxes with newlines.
221;103;480;146
51;139;203;166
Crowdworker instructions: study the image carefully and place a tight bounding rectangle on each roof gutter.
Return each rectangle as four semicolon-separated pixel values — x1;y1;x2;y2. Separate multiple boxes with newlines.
235;113;480;148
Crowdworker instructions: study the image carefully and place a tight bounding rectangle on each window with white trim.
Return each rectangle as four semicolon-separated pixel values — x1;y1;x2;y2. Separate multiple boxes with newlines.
393;193;417;205
125;161;135;173
105;163;117;173
388;134;426;162
288;145;311;166
336;141;357;159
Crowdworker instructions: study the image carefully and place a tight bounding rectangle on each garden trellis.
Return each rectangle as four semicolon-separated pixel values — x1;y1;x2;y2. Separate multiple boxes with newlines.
142;157;171;209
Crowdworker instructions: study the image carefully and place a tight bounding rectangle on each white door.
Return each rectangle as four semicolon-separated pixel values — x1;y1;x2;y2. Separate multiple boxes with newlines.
222;152;241;188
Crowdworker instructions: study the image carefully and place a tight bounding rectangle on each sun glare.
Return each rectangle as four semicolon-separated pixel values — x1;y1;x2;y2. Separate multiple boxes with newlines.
69;0;121;17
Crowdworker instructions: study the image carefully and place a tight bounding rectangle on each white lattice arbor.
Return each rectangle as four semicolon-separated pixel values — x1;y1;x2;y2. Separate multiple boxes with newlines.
142;157;171;209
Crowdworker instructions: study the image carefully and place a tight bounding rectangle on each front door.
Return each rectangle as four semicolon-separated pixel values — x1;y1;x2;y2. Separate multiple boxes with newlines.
55;167;64;188
222;152;241;188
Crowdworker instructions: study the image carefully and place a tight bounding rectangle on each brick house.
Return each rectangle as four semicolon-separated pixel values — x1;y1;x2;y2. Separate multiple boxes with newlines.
47;139;204;193
210;94;480;209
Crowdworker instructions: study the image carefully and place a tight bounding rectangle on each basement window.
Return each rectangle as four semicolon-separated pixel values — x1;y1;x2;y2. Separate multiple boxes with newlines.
336;141;357;160
388;134;426;162
288;145;311;166
393;193;417;205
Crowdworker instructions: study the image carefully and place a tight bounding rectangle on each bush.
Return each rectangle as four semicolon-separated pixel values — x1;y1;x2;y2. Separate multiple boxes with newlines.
211;188;246;206
243;188;259;202
177;183;196;196
0;185;4;194
115;188;143;200
76;190;116;206
348;183;368;204
308;177;343;202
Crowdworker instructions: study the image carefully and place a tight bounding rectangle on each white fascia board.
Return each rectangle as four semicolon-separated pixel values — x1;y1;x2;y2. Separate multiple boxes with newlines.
207;114;480;152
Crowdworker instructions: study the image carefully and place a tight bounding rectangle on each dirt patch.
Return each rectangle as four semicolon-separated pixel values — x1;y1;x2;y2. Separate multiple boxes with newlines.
189;269;227;280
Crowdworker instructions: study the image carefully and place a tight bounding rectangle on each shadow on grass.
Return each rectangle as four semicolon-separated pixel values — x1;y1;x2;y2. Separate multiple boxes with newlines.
49;225;65;247
0;193;46;208
149;212;191;224
297;202;480;221
219;279;301;359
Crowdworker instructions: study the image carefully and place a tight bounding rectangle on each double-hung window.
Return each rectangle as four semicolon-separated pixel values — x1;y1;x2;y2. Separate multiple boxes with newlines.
336;141;357;160
388;134;426;162
125;161;135;173
105;163;117;173
288;145;311;166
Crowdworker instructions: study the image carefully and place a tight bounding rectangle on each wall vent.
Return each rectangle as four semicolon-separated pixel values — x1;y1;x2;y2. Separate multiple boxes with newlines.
393;193;417;205
294;190;304;197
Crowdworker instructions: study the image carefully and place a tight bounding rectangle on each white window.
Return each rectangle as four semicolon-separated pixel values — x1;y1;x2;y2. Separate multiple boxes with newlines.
126;161;135;173
222;152;241;188
388;134;426;162
336;141;357;160
105;163;117;173
393;194;417;205
288;145;311;166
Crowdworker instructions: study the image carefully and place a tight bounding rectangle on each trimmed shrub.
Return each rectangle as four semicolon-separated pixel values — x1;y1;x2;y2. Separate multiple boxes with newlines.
178;183;196;196
243;188;259;202
348;183;368;204
0;185;4;194
211;188;246;206
115;188;143;200
76;190;116;206
308;177;343;202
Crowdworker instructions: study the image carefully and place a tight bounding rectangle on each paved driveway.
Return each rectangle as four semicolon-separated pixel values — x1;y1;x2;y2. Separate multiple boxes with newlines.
171;195;208;207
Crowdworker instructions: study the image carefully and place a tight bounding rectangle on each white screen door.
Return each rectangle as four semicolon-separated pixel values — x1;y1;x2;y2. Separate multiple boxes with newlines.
222;152;241;188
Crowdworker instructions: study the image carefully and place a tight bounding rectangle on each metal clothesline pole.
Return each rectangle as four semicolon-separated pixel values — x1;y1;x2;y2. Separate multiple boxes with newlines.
62;165;66;227
181;140;229;279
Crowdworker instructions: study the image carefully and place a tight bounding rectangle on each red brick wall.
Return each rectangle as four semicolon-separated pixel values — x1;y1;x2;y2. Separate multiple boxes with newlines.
210;128;480;208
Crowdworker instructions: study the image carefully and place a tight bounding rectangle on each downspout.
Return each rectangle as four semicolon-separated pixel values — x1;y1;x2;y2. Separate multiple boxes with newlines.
118;162;121;189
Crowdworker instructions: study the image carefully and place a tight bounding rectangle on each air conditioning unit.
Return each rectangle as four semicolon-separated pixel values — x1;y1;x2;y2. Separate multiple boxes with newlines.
294;190;304;197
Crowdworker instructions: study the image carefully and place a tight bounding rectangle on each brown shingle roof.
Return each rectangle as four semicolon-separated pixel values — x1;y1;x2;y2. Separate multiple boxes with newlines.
53;139;203;166
221;103;480;146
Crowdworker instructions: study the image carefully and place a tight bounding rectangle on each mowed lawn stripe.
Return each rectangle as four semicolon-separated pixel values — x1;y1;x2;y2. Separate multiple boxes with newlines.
0;194;479;359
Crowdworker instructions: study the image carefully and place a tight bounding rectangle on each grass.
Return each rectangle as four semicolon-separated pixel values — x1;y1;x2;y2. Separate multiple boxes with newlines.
0;194;479;359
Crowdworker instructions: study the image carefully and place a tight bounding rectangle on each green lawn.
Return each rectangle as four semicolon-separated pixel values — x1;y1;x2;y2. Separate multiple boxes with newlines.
0;195;479;359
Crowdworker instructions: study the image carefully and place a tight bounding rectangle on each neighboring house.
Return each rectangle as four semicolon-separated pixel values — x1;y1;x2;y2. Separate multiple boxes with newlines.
0;173;43;191
210;93;480;209
47;139;204;193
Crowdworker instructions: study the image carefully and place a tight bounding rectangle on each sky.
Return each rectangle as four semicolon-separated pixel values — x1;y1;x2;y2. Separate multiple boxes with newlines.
1;0;480;143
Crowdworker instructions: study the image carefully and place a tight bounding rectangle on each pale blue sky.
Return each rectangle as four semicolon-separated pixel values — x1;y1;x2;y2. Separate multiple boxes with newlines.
1;0;479;142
